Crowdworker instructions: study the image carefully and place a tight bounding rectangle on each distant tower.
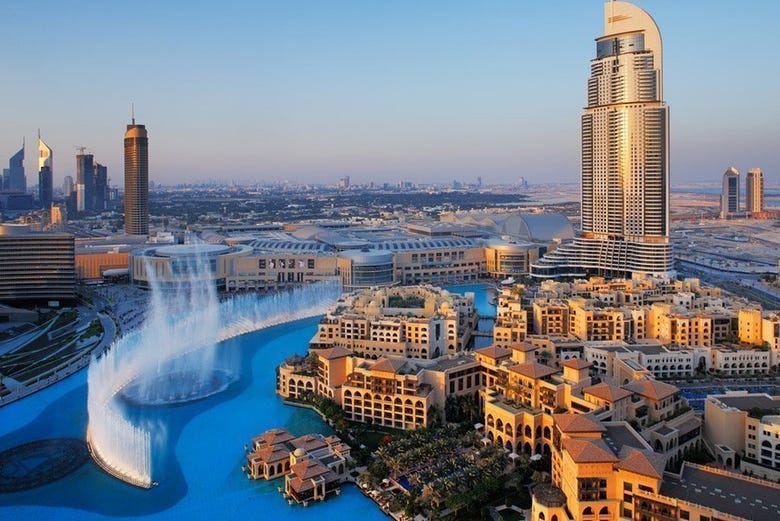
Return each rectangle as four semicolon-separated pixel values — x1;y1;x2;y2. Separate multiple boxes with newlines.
720;167;739;219
338;175;350;189
62;175;74;196
76;152;95;212
124;115;149;235
94;162;108;211
6;143;25;191
745;168;763;215
38;132;53;208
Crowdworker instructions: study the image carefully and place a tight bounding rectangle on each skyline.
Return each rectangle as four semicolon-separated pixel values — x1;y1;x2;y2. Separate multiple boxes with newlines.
2;0;778;186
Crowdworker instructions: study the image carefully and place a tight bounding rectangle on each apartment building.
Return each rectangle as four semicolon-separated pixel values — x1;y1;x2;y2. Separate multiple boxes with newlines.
312;286;477;360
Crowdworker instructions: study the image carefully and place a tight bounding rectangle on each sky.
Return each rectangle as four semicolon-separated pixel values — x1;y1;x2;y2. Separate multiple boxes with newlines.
1;0;778;187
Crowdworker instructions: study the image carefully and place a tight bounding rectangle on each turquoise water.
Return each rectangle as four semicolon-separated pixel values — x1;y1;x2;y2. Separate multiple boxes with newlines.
446;283;497;349
0;285;495;519
0;318;386;520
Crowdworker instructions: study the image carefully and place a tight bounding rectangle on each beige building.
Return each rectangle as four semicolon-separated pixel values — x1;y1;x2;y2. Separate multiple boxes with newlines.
75;245;132;280
493;288;528;347
704;392;780;480
739;307;764;345
745;167;764;215
567;298;627;342
277;347;482;429
533;299;570;336
312;286;477;360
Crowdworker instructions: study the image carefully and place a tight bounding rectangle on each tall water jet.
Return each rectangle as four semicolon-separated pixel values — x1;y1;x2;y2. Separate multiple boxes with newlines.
86;244;341;488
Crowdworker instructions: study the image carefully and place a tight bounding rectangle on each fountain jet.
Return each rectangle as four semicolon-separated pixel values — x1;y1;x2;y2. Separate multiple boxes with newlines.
86;246;341;488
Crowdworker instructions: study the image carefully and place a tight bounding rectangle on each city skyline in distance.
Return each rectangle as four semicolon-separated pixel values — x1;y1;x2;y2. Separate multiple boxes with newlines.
1;0;778;186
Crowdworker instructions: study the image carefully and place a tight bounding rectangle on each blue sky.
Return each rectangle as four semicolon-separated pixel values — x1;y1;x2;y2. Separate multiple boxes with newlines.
1;1;778;186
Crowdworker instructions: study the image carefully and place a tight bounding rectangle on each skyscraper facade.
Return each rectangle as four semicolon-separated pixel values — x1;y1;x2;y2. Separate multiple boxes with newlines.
38;135;53;208
76;153;95;213
94;163;108;211
532;1;671;279
124;120;149;235
62;175;74;196
745;168;763;215
6;144;26;192
720;167;740;218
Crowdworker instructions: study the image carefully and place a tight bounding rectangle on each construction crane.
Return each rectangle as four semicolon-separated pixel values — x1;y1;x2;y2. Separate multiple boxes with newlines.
74;145;88;155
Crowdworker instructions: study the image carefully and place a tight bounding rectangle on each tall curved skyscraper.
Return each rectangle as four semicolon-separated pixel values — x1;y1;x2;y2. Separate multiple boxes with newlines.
124;119;149;235
38;134;53;209
532;1;672;279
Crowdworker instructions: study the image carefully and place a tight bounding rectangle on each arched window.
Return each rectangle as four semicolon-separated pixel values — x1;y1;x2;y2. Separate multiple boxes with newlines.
538;513;545;521
583;507;594;515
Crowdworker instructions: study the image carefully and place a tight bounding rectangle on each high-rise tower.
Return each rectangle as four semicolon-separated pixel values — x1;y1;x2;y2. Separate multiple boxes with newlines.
76;152;95;213
745;168;763;215
720;167;740;219
94;162;108;212
38;132;53;208
532;1;671;279
124;117;149;235
6;143;26;192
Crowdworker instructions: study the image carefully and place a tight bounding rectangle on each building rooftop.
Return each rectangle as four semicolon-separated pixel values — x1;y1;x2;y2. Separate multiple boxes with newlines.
509;361;558;380
474;345;512;360
622;379;678;401
553;413;606;433
561;438;619;464
560;358;593;370
660;463;780;519
631;344;666;356
314;346;353;360
616;448;666;479
602;423;651;456
583;382;632;403
713;393;780;414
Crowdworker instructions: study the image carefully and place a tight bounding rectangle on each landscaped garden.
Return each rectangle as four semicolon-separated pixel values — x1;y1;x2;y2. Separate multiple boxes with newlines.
358;424;539;520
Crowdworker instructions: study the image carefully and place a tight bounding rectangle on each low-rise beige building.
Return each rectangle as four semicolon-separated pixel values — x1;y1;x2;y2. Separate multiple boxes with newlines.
312;286;477;360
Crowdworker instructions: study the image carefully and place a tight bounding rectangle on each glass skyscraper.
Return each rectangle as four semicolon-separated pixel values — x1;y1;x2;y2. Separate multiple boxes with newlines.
532;1;672;279
720;167;740;218
6;144;26;192
124;119;149;235
38;135;53;209
76;153;95;213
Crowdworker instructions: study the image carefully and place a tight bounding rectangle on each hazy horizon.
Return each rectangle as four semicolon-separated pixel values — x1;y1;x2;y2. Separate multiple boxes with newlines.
2;1;777;187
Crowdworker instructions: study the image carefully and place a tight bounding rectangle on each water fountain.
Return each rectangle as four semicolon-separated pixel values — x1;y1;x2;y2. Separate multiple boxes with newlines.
86;246;341;489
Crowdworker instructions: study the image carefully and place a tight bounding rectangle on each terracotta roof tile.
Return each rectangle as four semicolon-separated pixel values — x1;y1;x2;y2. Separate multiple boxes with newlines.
475;345;512;359
315;346;353;360
508;361;558;379
583;382;632;402
617;448;666;479
510;342;537;352
553;413;607;433
369;357;407;374
561;358;593;370
561;438;619;463
622;379;678;401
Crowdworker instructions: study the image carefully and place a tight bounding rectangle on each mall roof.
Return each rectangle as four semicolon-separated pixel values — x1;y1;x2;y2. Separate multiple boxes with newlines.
442;212;574;242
